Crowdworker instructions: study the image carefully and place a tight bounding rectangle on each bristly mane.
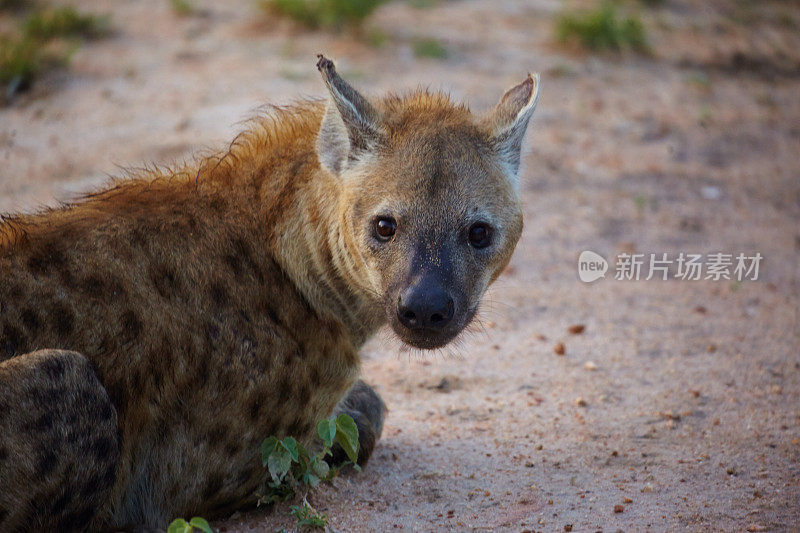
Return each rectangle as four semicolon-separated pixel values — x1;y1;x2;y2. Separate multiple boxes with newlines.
0;90;475;250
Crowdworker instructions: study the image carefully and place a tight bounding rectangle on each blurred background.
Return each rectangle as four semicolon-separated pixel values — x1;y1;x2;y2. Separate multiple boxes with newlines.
1;0;798;531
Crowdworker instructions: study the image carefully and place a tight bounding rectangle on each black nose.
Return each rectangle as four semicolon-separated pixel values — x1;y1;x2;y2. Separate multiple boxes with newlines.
397;283;455;331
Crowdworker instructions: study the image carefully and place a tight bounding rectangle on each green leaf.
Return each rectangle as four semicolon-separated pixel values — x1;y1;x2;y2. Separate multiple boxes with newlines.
281;436;300;462
334;414;359;464
297;441;310;465
302;470;320;487
189;517;213;533
167;518;192;533
261;436;279;467
311;456;330;479
267;448;292;483
317;418;336;447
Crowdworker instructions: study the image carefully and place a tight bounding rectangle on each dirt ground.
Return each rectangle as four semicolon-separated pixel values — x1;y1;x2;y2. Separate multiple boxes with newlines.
1;0;799;531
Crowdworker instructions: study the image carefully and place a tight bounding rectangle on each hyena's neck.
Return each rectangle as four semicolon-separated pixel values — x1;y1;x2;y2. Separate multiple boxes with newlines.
232;105;383;347
266;171;382;347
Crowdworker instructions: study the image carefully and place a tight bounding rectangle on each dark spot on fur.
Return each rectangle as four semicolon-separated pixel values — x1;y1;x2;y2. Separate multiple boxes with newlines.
20;308;40;334
225;442;241;456
66;429;80;445
36;387;63;407
207;423;228;443
88;437;112;461
54;507;95;530
286;416;304;437
51;489;73;514
28;412;56;432
208;197;226;213
0;447;7;461
0;507;7;523
81;274;105;299
43;356;66;380
150;264;181;300
223;253;242;277
236;468;252;485
129;226;148;248
51;303;75;337
248;397;261;421
209;281;229;308
202;473;224;500
277;378;292;402
197;357;209;382
97;401;113;421
1;323;22;357
205;322;220;343
78;389;99;406
27;240;65;275
309;365;321;385
105;380;127;416
101;462;117;489
129;368;144;392
81;462;116;497
121;310;142;342
106;276;126;299
295;382;310;405
36;450;58;476
263;303;282;329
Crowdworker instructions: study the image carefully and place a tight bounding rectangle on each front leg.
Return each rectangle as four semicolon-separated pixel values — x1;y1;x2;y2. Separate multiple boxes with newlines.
329;380;387;467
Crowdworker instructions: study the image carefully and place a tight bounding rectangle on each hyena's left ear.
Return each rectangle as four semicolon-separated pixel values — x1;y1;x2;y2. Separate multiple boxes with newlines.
482;73;541;187
316;55;383;175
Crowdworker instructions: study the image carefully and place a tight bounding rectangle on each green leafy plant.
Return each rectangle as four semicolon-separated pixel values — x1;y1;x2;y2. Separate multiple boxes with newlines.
170;0;195;16
412;37;447;59
24;6;110;40
257;414;359;529
259;413;359;505
262;0;384;30
167;516;213;533
289;499;327;528
556;2;649;53
1;4;110;100
0;36;41;84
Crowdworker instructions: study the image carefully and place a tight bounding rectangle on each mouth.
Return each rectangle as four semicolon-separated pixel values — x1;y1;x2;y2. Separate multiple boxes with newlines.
393;326;459;350
388;306;478;350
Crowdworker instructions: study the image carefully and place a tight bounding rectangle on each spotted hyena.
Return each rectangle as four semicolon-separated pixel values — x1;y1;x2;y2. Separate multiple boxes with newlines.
0;56;539;530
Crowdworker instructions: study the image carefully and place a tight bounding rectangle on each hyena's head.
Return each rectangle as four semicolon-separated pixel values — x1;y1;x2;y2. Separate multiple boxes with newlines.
315;56;539;349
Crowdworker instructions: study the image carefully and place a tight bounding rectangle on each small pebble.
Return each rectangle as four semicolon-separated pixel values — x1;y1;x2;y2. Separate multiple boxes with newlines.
584;361;597;371
568;324;585;334
574;396;587;407
614;504;625;513
554;342;565;356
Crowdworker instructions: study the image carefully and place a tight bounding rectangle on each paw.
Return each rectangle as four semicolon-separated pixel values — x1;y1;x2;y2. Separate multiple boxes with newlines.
331;380;386;467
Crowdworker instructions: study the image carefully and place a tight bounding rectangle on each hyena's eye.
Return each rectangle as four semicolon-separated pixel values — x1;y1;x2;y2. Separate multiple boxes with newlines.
374;217;397;242
468;222;493;249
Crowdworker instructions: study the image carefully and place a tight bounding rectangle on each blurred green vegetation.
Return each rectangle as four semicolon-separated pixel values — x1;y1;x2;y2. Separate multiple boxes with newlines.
0;3;109;100
556;2;649;53
262;0;385;30
170;0;195;16
412;37;447;59
24;7;109;40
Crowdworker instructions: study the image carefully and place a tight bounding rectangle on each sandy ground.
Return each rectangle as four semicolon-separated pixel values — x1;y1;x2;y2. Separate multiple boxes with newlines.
1;0;799;531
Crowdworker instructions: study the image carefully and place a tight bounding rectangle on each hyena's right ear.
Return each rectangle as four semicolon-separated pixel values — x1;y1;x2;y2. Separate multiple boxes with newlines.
315;55;383;175
482;73;541;188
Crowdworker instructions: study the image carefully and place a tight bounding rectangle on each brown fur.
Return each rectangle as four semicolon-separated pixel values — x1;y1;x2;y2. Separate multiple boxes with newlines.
0;57;539;530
